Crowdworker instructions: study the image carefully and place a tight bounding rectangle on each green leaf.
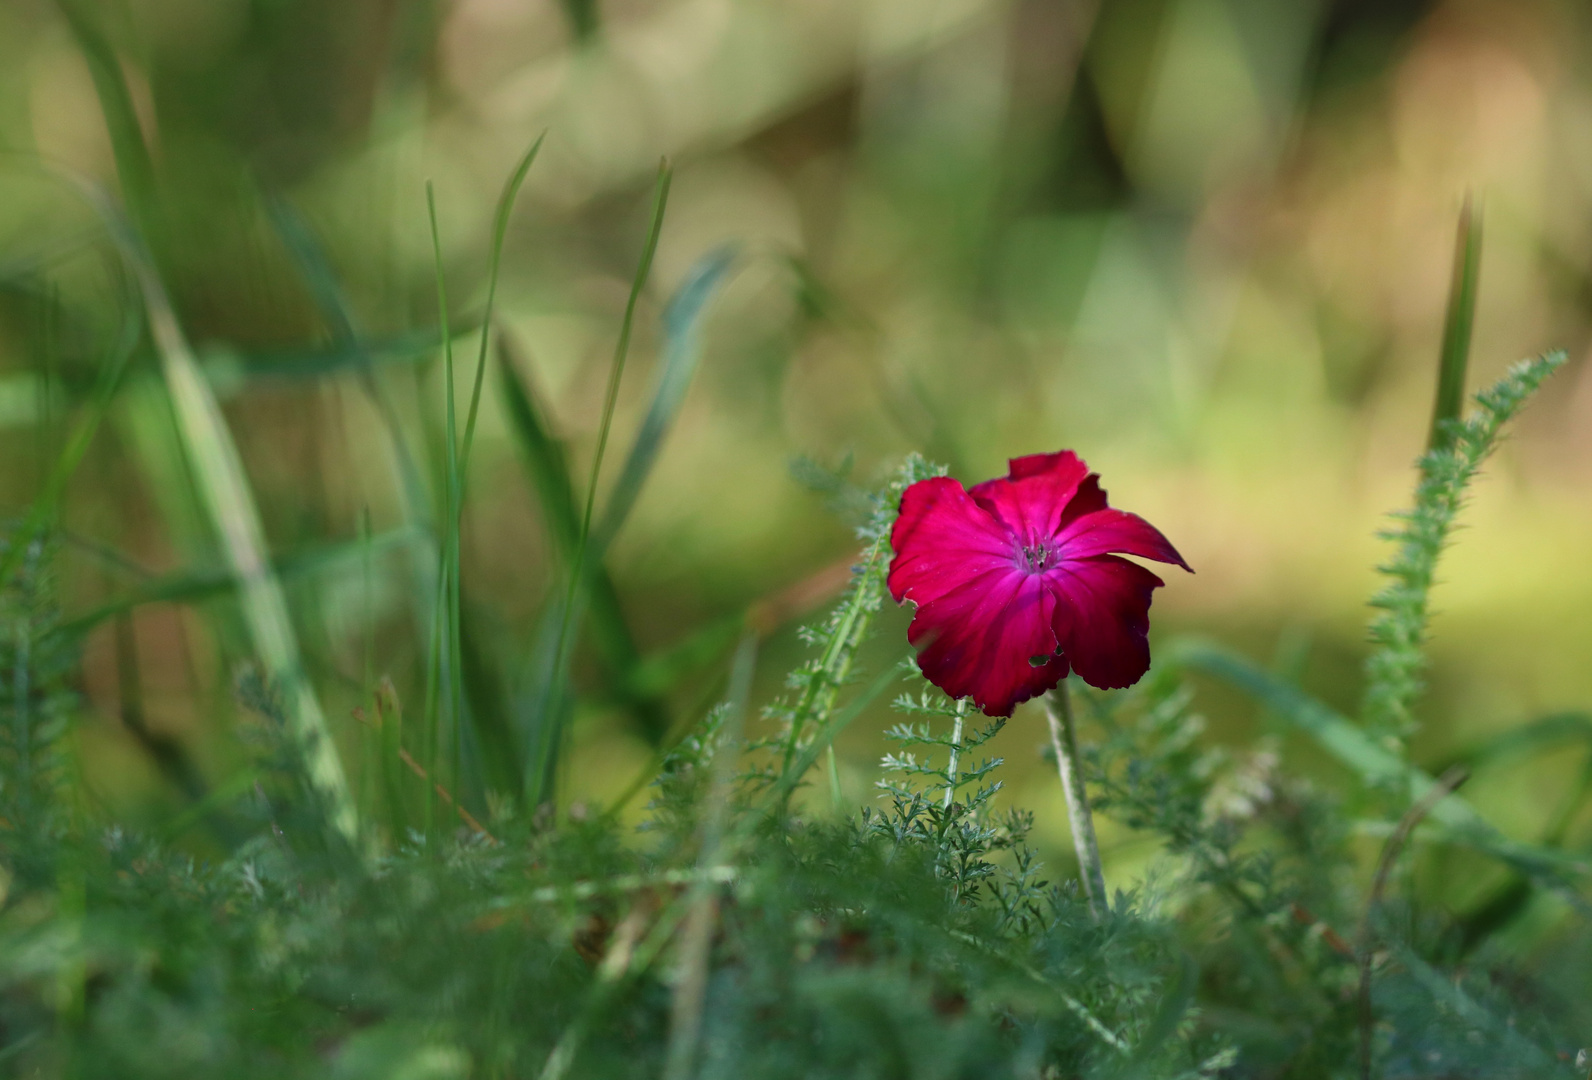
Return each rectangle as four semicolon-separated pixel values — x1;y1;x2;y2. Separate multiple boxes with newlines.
619;612;746;701
53;528;420;642
496;340;668;743
80;176;360;843
1428;197;1481;452
1170;639;1591;884
1438;711;1592;774
56;0;160;244
457;600;525;799
221;328;478;382
593;244;739;553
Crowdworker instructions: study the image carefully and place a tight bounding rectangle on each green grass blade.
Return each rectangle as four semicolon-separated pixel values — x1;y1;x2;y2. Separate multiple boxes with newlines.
561;0;600;40
593;244;738;553
53;528;419;642
497;327;668;742
459;133;544;481
421;135;545;813
265;194;363;344
424;181;461;828
55;0;160;241
264;194;444;656
1171;639;1590;884
0;265;140;585
572;162;671;566
533;161;670;806
224;328;477;381
1438;712;1592;774
77;180;360;845
457;604;524;797
496;340;583;548
1428;197;1481;452
618;612;745;701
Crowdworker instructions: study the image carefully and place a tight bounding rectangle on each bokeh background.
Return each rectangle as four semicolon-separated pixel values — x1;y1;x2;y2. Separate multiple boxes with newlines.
1;0;1590;876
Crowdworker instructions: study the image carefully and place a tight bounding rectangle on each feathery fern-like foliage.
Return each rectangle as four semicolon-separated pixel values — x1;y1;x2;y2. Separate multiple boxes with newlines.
0;441;1589;1077
0;538;75;842
754;454;941;793
1361;352;1566;752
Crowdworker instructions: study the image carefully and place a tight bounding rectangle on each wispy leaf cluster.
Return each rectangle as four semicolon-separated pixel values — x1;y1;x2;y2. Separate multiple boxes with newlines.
1362;352;1566;751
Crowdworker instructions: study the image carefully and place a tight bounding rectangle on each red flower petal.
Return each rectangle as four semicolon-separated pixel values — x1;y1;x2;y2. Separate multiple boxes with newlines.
1048;555;1166;690
887;478;1013;609
1006;450;1085;481
911;567;1069;717
1056;506;1190;570
968;452;1090;542
888;449;1190;714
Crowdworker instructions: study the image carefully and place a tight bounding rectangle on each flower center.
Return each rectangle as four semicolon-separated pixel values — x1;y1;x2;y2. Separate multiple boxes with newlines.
1019;542;1054;573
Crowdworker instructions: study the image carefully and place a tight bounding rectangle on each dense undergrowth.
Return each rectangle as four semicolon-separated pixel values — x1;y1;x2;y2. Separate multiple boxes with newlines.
1;350;1589;1078
3;19;1592;1073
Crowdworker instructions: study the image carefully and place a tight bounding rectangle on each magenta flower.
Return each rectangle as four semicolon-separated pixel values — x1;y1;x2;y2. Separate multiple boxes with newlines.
887;452;1191;717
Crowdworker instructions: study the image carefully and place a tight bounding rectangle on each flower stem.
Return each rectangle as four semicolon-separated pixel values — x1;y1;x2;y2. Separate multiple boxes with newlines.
944;699;968;809
1045;679;1106;919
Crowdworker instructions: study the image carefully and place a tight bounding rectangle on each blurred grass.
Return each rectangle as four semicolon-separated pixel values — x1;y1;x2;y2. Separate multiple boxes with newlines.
0;0;1589;878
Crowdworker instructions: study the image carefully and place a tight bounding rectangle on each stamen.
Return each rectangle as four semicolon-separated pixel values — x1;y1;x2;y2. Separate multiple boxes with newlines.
1020;543;1052;571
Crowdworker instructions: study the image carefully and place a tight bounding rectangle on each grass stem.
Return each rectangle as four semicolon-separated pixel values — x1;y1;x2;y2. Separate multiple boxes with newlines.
1046;679;1106;919
944;699;967;809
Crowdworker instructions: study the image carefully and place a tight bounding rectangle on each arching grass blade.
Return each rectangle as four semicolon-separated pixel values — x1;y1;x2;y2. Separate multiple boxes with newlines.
497;330;668;742
1429;196;1481;452
593;244;738;553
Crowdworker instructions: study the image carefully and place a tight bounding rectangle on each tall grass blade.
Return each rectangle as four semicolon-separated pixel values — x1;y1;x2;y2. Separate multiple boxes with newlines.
0;267;140;585
54;527;418;641
571;162;672;578
426;135;544;811
495;307;667;739
459;133;544;479
55;0;159;241
265;194;443;650
76;178;360;845
664;632;757;1080
1439;712;1592;775
59;10;383;843
593;244;738;553
226;328;477;380
1172;639;1590;884
561;0;600;40
531;161;671;805
423;180;461;829
497;340;583;550
497;346;653;741
1428;197;1481;453
458;606;523;797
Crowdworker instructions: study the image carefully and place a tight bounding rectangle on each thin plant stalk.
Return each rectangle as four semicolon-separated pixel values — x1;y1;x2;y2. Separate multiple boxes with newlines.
1357;765;1470;1080
1046;679;1106;919
78;176;360;845
460;133;544;476
423;181;456;831
944;698;968;809
532;160;671;808
663;633;758;1080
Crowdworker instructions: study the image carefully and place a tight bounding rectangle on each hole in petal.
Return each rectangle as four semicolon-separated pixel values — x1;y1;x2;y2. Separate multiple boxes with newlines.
1028;654;1050;667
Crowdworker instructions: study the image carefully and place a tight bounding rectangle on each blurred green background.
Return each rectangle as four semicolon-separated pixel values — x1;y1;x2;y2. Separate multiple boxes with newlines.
1;0;1589;873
